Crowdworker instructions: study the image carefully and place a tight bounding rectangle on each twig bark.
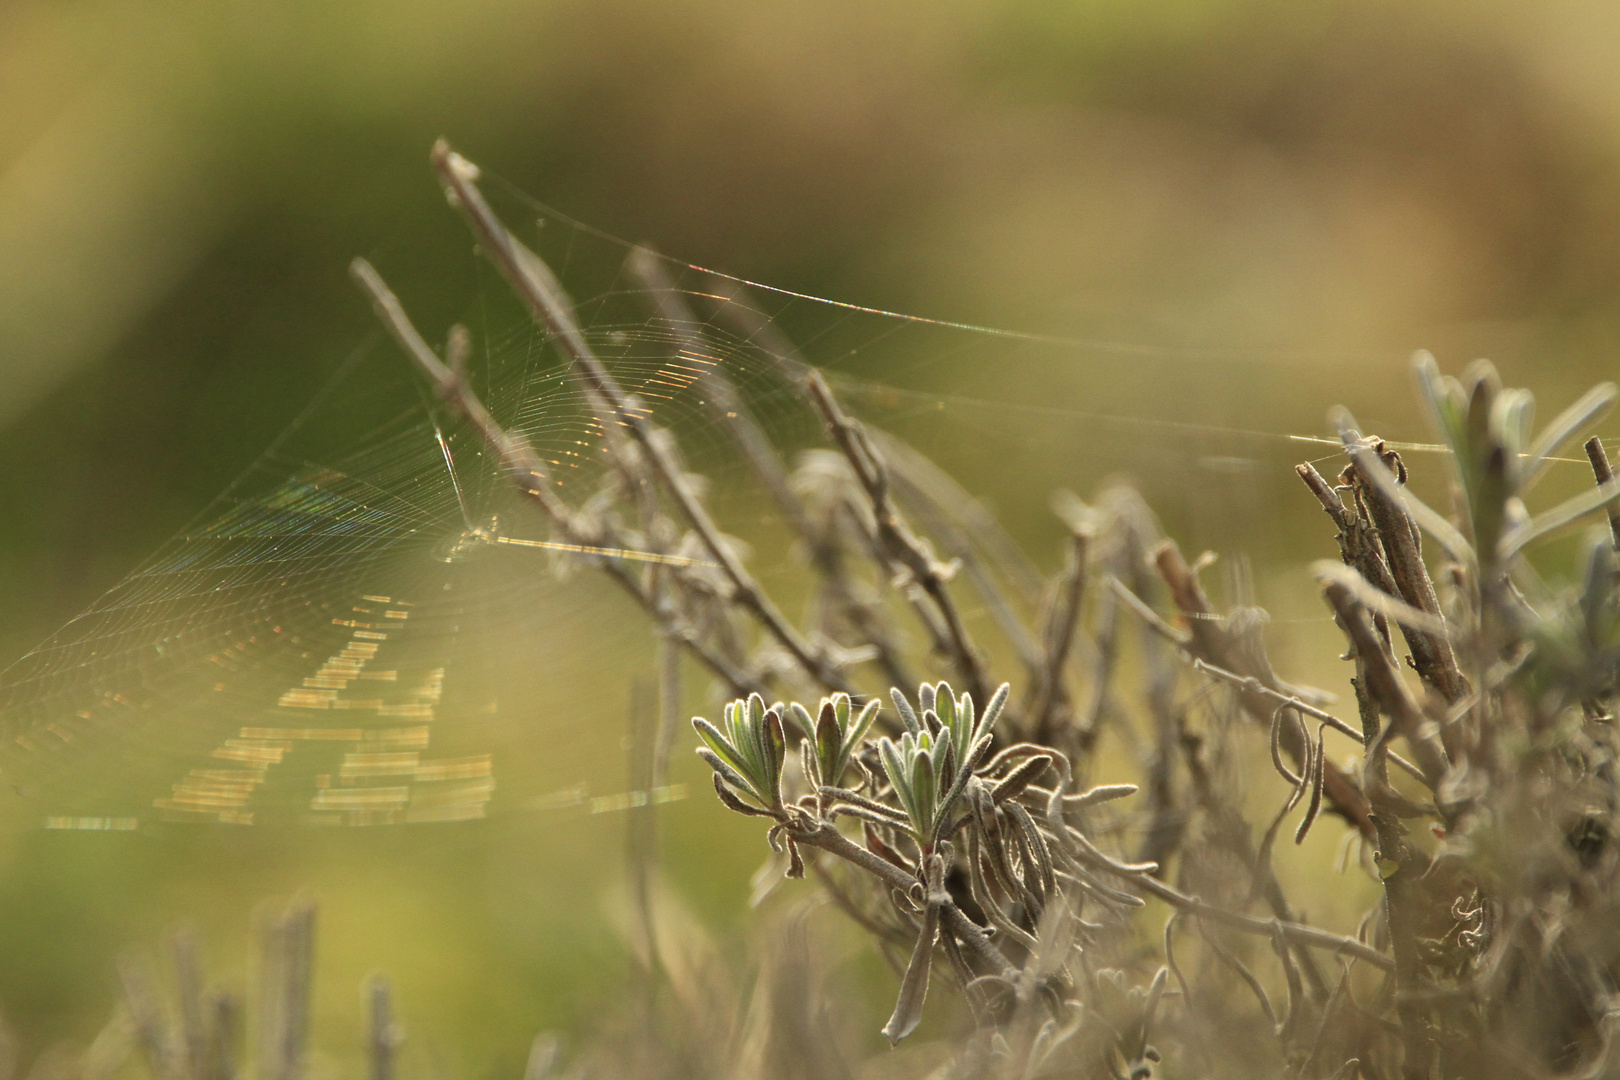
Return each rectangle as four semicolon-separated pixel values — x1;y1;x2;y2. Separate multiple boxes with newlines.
1584;437;1620;551
1340;444;1470;705
791;819;1018;980
1151;540;1377;839
804;370;990;705
1298;461;1400;655
430;141;850;693
629;249;912;689
351;257;761;698
1320;581;1449;789
1029;528;1089;744
1326;585;1439;1078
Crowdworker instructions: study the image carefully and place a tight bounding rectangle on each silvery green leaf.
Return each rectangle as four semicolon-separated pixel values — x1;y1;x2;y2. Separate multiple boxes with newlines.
848;698;881;747
919;682;937;716
1493;387;1535;463
1501;474;1620;561
692;717;752;780
937;733;993;835
786;700;814;741
955;693;975;748
743;694;770;778
835;698;882;785
829;801;913;831
1463;359;1501;443
911;743;938;838
977;683;1011;743
764;707;786;808
816;700;841;786
1006;801;1055;898
1064;783;1139;809
721;700;760;779
890;688;921;735
927;727;949;791
799;737;820;791
821;784;912;823
1524;381;1618;489
695;746;752;794
881;902;938;1047
1412;351;1465;454
935;688;956;741
992;754;1053;804
707;766;773;817
878;738;918;830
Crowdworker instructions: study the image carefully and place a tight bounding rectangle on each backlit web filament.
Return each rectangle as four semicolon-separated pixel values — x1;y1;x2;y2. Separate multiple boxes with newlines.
152;595;493;826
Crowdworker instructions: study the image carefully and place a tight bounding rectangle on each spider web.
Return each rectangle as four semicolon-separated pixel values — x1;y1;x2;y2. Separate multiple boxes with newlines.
0;176;1407;833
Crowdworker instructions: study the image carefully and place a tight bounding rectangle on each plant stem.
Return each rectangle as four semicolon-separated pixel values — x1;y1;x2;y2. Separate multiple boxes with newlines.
430;141;851;693
805;370;989;705
351;257;763;698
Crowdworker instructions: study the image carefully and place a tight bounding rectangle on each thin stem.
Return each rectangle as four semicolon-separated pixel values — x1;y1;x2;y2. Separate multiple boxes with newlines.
351;257;761;698
791;820;1018;980
430;141;850;693
1321;581;1449;789
1029;528;1089;742
1584;436;1620;551
1140;542;1377;838
630;249;913;689
1070;838;1394;971
1342;442;1470;705
805;370;990;705
1192;659;1427;785
367;976;395;1080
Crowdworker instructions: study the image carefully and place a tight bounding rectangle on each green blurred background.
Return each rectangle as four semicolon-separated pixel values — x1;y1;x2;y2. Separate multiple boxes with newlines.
6;0;1620;1068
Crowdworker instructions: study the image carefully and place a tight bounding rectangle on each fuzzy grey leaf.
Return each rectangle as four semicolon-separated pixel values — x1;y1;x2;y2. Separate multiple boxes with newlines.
1294;724;1326;845
890;687;921;735
1525;381;1618;487
992;754;1053;804
881;902;939;1046
709;772;777;819
977;682;1011;742
695;747;756;800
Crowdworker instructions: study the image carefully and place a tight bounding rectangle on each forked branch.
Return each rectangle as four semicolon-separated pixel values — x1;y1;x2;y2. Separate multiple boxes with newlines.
350;257;760;698
429;140;851;694
804;370;990;706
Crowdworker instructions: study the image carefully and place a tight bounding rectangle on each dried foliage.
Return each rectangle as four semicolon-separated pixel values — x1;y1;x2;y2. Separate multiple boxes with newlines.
33;143;1620;1080
363;144;1620;1079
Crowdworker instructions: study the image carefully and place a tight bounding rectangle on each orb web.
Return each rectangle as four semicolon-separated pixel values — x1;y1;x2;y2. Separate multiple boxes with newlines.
0;177;1435;832
0;206;826;830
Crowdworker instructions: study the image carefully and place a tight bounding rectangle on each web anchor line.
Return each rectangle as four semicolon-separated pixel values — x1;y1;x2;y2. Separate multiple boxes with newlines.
16;140;1601;836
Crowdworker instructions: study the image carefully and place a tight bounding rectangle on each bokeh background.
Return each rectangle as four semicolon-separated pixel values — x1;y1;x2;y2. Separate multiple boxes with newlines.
5;0;1620;1069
